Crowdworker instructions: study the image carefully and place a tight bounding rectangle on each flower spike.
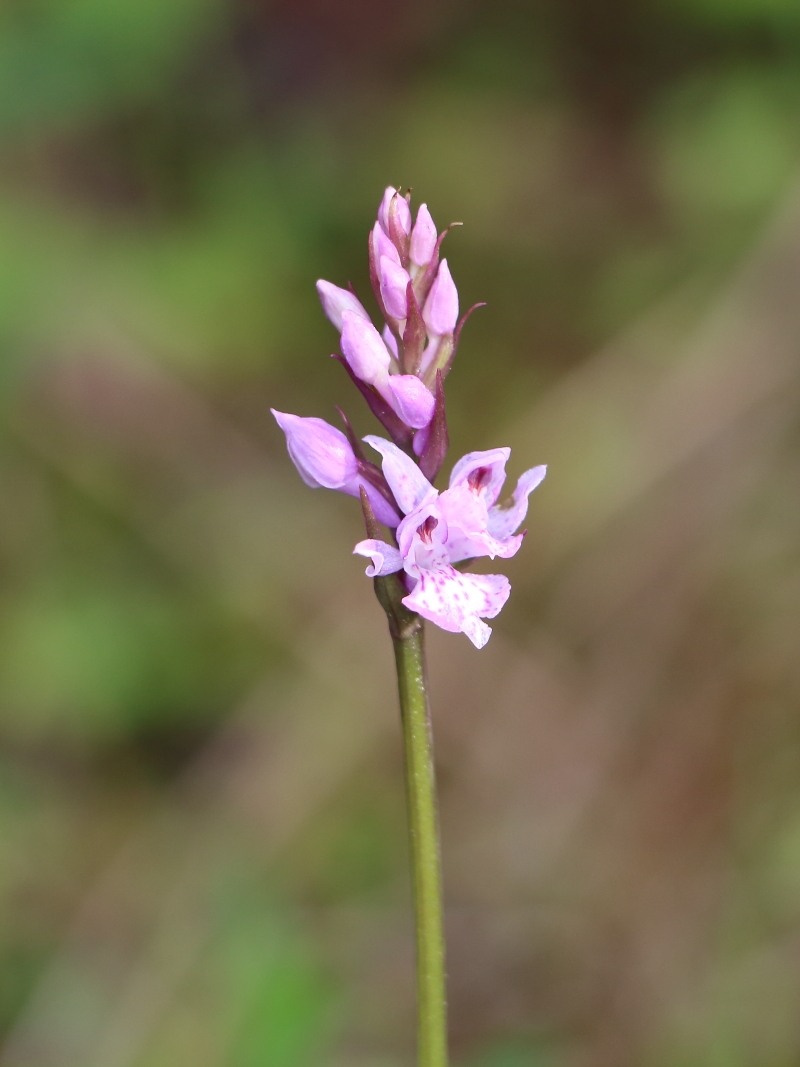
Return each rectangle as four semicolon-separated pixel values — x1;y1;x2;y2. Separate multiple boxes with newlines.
274;186;545;646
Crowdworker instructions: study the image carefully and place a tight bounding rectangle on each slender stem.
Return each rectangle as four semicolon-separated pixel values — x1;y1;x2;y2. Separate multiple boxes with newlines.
392;621;448;1067
360;490;448;1065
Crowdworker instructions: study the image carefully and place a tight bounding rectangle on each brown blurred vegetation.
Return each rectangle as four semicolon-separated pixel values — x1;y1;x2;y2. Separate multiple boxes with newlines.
1;1;800;1065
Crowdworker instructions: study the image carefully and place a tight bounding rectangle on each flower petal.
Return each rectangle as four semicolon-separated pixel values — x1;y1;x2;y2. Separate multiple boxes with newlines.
363;435;436;514
487;465;547;540
402;568;510;648
354;539;403;576
383;375;436;430
435;483;522;562
448;448;510;506
396;498;450;571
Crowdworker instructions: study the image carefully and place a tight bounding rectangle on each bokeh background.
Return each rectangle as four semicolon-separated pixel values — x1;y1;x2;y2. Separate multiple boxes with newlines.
2;1;800;1065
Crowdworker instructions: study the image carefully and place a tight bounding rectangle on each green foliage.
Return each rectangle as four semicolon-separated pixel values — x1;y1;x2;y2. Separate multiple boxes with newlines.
469;1040;558;1067
652;70;800;214
0;0;220;132
221;916;335;1067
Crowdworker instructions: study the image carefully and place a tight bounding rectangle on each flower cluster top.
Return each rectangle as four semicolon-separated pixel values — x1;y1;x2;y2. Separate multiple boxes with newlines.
272;187;545;647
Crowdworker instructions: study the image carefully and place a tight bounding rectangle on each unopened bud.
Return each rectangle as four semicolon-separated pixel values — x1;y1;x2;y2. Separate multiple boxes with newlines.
316;280;369;332
372;222;400;268
271;410;358;489
410;204;437;268
422;259;458;336
339;311;434;431
340;311;392;387
377;186;411;236
271;409;400;526
385;375;435;429
379;256;411;320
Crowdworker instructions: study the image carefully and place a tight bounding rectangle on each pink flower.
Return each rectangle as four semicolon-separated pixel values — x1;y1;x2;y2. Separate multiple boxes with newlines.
271;411;401;527
354;437;546;647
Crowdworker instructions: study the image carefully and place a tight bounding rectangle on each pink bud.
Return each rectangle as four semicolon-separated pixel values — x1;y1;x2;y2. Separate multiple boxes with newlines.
410;204;437;268
340;310;392;387
316;280;369;332
422;259;458;336
372;221;400;268
385;375;436;429
378;186;411;236
271;409;401;525
271;410;357;489
379;256;411;320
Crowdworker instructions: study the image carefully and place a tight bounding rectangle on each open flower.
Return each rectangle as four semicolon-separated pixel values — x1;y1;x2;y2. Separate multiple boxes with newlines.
354;437;546;648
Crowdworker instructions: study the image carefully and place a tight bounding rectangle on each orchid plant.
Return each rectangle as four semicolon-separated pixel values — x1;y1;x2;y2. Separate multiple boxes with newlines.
272;188;546;1066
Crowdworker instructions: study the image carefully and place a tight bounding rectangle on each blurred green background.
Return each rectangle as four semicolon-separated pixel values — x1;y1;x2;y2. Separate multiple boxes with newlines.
2;1;800;1064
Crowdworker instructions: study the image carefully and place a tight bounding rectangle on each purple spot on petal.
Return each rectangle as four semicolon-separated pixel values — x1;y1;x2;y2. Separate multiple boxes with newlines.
468;466;492;492
417;516;439;543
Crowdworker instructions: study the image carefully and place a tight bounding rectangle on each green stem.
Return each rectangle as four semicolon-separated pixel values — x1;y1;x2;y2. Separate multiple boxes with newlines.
361;487;448;1066
392;620;448;1067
